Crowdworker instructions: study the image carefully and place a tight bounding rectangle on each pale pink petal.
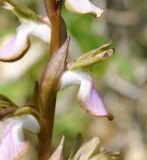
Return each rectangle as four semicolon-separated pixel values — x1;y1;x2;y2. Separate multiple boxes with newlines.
65;0;104;17
0;32;30;62
0;21;51;62
60;71;108;117
0;123;29;160
0;115;40;160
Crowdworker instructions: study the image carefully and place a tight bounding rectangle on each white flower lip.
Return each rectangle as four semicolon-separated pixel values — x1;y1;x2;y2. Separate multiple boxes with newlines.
0;21;51;62
65;0;104;17
0;115;40;160
60;71;109;117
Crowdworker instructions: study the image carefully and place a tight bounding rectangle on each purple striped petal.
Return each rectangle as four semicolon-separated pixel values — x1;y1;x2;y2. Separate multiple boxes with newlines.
0;21;51;62
60;71;109;117
0;115;40;160
65;0;104;17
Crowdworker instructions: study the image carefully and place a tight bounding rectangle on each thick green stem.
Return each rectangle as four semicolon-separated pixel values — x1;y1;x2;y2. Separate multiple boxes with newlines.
38;0;67;159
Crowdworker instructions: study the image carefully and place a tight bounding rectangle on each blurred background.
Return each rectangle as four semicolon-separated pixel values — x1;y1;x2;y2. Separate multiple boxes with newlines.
0;0;147;159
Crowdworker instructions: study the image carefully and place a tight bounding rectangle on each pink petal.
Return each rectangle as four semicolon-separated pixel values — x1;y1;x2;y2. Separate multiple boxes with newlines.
78;85;108;117
0;21;51;62
0;33;30;62
65;0;104;17
0;123;29;160
60;71;109;117
0;115;40;160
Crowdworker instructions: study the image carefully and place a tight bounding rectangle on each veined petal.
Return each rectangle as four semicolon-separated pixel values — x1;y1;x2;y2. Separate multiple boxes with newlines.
0;21;51;62
0;115;40;160
60;71;108;117
65;0;104;17
0;122;29;160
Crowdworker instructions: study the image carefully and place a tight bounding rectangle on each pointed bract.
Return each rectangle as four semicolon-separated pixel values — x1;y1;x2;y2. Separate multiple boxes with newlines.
0;115;40;160
60;71;109;117
0;21;51;62
49;136;65;160
65;0;104;17
40;38;70;113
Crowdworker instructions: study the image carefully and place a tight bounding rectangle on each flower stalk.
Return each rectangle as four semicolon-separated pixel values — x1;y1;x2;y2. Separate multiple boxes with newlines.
44;0;67;55
38;0;67;159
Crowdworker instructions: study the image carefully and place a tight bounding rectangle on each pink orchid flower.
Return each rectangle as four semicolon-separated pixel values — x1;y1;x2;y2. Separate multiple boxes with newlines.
60;71;111;119
0;0;103;62
0;19;51;62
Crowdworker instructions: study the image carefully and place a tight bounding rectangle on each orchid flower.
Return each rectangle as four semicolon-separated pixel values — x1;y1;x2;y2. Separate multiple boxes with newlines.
60;44;114;119
60;71;112;119
0;0;103;62
65;0;104;17
0;115;40;160
0;0;51;62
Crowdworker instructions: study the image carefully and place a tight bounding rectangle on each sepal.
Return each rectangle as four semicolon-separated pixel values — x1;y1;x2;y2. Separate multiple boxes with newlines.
65;0;104;17
69;44;114;70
